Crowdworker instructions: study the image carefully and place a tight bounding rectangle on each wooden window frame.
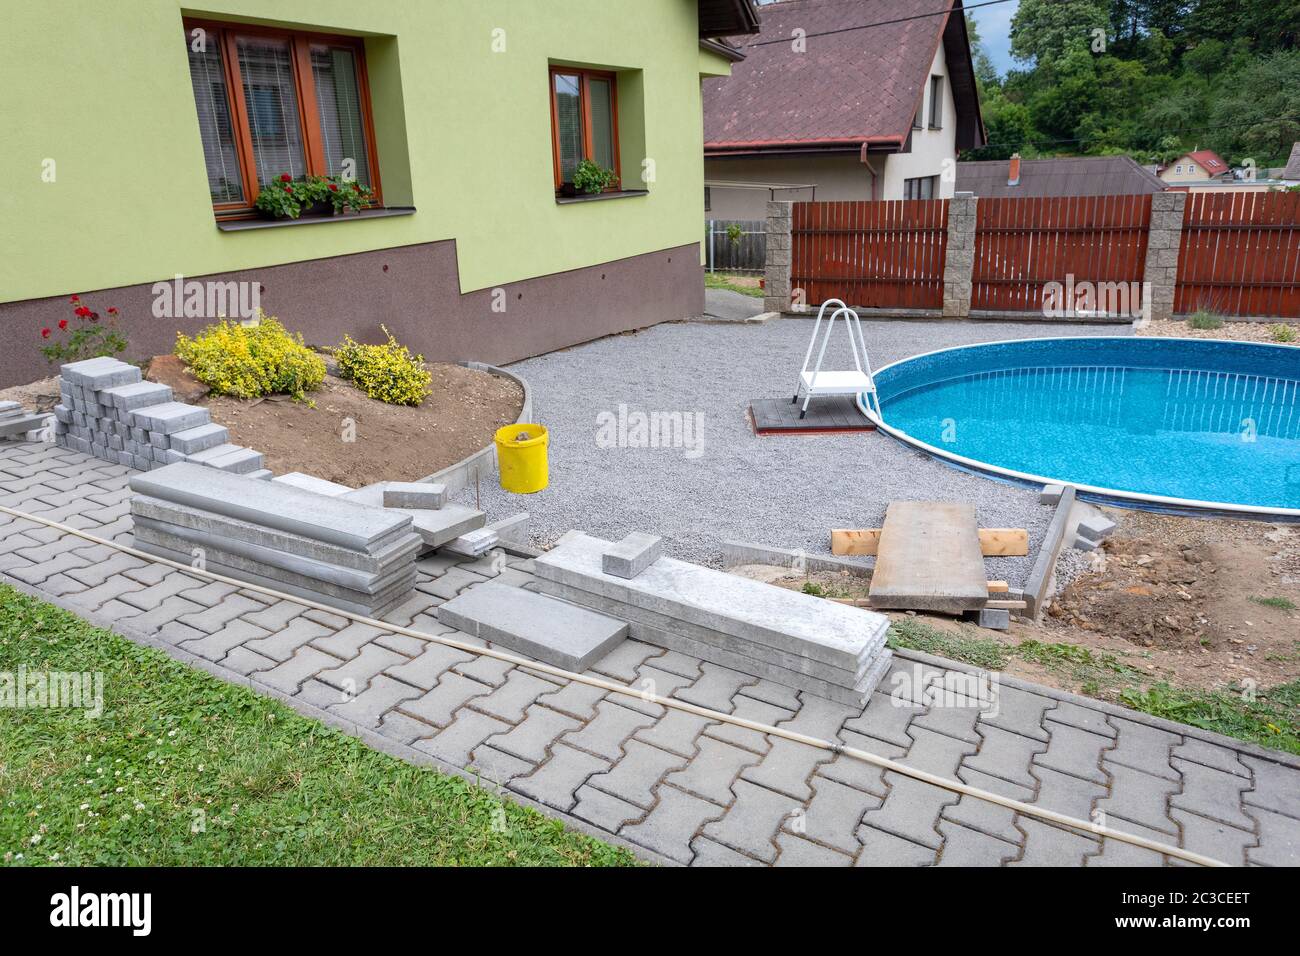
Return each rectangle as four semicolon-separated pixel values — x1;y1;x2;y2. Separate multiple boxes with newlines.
548;66;622;193
928;75;943;129
184;17;383;219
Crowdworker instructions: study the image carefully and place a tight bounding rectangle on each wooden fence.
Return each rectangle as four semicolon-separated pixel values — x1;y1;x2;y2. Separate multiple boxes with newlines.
791;200;948;309
1174;191;1300;319
705;219;766;273
970;195;1151;313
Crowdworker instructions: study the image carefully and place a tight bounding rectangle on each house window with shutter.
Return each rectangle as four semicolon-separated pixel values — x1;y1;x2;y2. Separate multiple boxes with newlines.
183;19;382;218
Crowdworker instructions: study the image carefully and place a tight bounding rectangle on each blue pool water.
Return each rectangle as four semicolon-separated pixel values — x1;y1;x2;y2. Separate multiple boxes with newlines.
874;338;1300;512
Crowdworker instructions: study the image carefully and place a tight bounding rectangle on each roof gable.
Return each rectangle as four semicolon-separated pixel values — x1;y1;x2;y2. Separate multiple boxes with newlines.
1183;149;1228;174
703;0;982;153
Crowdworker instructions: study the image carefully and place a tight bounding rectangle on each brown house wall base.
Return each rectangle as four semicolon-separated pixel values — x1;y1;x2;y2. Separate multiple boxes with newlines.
0;240;705;388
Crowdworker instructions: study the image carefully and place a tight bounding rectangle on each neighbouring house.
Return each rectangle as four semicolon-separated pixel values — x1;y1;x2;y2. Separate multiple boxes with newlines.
1158;149;1231;185
701;0;985;220
0;0;761;388
1280;142;1300;187
956;154;1168;198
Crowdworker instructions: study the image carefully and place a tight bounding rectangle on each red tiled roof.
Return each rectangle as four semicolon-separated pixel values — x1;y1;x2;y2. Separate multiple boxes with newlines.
704;0;976;152
1185;149;1228;174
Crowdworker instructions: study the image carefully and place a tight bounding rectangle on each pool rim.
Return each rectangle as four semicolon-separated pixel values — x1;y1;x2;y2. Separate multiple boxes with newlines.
858;335;1300;520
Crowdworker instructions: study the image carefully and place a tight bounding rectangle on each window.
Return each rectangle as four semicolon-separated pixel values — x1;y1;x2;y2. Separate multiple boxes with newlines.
928;75;943;129
550;67;620;192
904;175;938;200
704;186;712;212
183;20;381;216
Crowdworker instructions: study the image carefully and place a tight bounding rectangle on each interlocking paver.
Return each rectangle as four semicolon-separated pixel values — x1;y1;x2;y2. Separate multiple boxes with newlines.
912;698;982;744
485;705;580;763
400;672;493;728
740;738;829;801
1169;809;1255;867
310;621;390;660
700;780;791;862
64;551;147;587
1244;806;1300;866
64;574;146;609
798;776;881;853
736;677;802;711
944;766;1033;845
1045;701;1117;738
242;617;335;663
1169;757;1254;830
377;711;437;745
936;820;1019;866
1095;762;1179;835
512;743;612;812
1173;737;1250;777
420;565;486;600
296;678;347;710
901;726;979;777
664;737;759;804
586;740;687;809
674;662;755;712
1086;819;1167;867
1240;755;1300;819
633;707;711;758
470;669;561;723
855;824;937;866
621;785;733;868
316;644;407;694
1011;819;1100;866
814;729;896;796
860;774;956;850
386;642;478;690
977;685;1053;741
572;784;645;832
1106;717;1181;781
1032;722;1110;785
616;663;695;717
774;832;854;867
416;710;512;767
176;594;265;633
331;674;422;728
221;646;276;676
179;619;271;663
589;639;662;682
468;745;534;784
964;725;1048;791
109;595;204;633
843;690;922;748
1032;764;1108;821
257;647;343;695
562;700;656;760
702;693;789;754
240;600;304;632
115;572;206;610
690;836;764;867
537;677;609;720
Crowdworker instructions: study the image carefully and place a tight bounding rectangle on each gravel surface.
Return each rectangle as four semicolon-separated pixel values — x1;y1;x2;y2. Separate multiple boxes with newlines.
459;317;1132;586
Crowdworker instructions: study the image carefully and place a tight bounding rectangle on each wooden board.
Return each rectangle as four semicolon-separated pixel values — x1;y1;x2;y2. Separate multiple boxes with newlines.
750;397;875;435
832;527;1028;557
867;501;990;612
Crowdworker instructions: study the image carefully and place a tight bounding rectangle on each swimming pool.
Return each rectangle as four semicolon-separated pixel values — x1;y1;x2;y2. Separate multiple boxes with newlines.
862;337;1300;516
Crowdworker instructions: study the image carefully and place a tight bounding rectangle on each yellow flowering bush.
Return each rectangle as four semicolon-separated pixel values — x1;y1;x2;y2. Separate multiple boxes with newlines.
334;326;432;406
175;313;325;401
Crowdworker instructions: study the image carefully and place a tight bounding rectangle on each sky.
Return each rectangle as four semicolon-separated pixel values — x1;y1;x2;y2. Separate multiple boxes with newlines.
754;0;1022;77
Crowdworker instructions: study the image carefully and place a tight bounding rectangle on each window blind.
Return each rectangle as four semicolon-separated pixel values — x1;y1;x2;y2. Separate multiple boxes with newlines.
186;33;244;203
311;46;371;186
236;36;307;186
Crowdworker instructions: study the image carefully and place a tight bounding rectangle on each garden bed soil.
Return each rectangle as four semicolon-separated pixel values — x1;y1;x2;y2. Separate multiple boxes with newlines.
201;366;523;488
1137;318;1299;345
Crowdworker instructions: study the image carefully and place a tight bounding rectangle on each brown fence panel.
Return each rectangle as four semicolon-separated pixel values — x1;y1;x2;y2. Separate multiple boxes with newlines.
790;199;948;309
970;194;1152;315
1175;192;1300;318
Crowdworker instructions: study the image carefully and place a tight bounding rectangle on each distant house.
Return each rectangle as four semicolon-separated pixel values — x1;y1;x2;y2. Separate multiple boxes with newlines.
956;154;1168;198
702;0;985;219
1158;149;1231;184
1281;142;1300;187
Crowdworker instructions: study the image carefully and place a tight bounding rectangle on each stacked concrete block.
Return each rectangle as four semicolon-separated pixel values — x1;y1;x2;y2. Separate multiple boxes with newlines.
763;200;793;314
343;480;486;550
0;400;52;441
533;531;893;707
53;357;265;474
129;462;422;616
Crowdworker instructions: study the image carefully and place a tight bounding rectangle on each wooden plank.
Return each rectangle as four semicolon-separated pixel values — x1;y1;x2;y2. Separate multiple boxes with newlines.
867;501;989;612
986;580;1009;593
986;599;1028;610
832;527;1028;557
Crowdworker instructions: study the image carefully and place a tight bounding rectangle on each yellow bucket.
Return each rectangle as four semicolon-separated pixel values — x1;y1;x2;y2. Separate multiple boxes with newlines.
495;423;549;494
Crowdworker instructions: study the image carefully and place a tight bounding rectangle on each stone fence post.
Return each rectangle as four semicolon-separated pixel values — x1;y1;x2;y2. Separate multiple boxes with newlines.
1142;191;1187;323
764;201;793;314
942;192;977;318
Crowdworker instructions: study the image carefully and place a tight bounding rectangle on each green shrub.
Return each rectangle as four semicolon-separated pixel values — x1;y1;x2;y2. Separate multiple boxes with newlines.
573;158;617;195
334;326;432;406
1267;323;1297;343
1187;309;1224;330
175;313;324;401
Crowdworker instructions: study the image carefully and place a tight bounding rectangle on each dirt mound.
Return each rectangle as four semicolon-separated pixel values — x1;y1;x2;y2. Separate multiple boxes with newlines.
1050;537;1222;648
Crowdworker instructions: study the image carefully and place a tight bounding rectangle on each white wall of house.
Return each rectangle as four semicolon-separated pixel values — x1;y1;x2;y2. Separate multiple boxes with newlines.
1160;157;1215;183
703;43;958;219
704;153;875;220
880;43;958;201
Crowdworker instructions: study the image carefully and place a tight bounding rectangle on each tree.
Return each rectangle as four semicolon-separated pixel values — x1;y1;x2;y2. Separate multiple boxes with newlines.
1010;0;1110;74
1210;50;1300;164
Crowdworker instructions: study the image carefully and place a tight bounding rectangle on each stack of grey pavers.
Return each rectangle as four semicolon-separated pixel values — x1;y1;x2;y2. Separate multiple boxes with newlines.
53;356;267;476
527;531;894;705
129;462;422;616
0;401;51;441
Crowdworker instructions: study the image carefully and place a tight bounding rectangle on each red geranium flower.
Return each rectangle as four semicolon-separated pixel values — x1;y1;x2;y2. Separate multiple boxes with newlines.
58;319;68;330
69;294;80;303
329;184;338;192
75;306;91;317
41;327;51;338
107;307;119;315
280;173;292;182
283;184;292;192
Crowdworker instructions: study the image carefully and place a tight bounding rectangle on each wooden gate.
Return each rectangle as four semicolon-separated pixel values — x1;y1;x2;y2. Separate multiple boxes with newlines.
790;200;948;309
970;195;1151;314
1174;191;1300;319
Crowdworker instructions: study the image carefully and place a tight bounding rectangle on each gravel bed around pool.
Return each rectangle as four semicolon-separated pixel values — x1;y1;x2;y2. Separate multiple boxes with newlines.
456;318;1132;587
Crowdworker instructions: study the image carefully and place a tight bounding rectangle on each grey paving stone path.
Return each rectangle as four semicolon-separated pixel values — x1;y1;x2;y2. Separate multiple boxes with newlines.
3;439;1299;867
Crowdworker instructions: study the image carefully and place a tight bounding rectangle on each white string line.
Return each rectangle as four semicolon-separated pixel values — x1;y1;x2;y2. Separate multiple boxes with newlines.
0;500;1229;867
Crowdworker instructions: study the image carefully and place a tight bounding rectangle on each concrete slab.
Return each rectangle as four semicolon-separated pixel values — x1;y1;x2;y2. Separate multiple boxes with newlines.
383;482;447;510
342;483;485;549
129;402;210;435
99;381;173;410
436;581;628;671
169;423;230;455
273;472;353;497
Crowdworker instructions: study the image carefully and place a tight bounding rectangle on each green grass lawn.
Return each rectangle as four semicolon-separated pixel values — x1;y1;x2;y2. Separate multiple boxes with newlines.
887;618;1300;755
0;584;636;866
704;272;764;298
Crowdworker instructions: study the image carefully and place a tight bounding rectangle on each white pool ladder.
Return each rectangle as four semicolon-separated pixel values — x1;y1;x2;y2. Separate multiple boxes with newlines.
792;299;882;420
